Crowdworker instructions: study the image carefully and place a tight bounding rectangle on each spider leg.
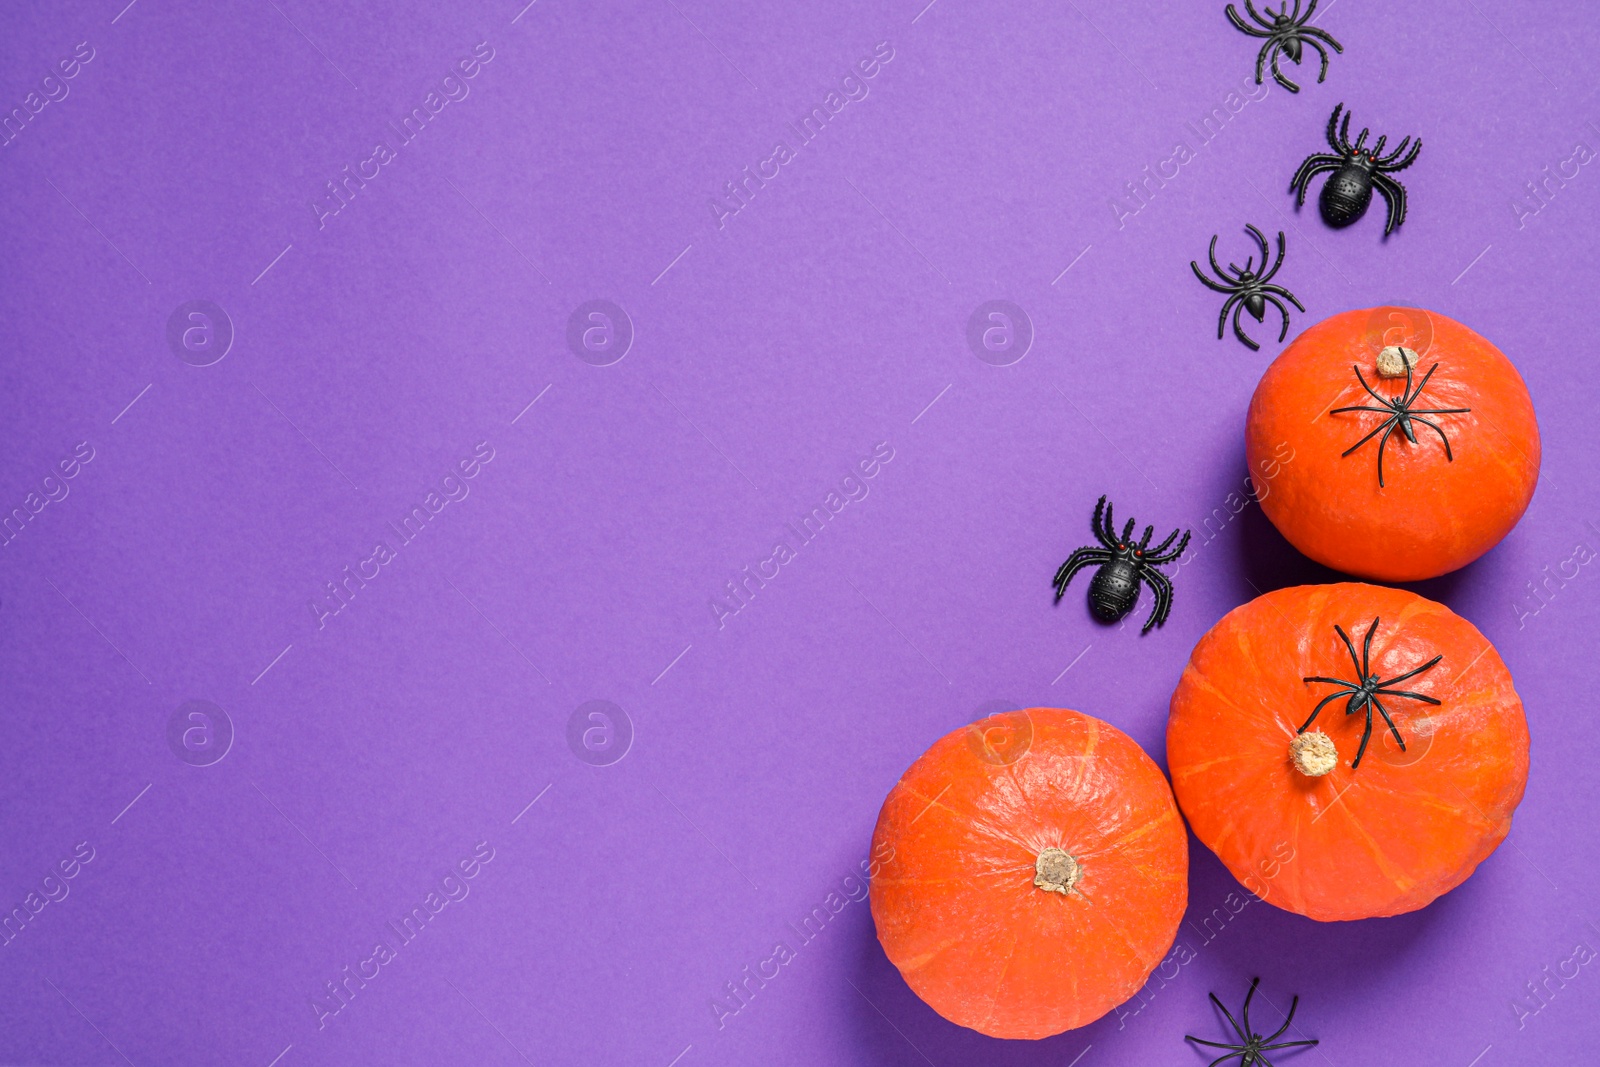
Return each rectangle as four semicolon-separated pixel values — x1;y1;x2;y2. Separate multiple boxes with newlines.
1305;24;1344;53
1408;407;1473;416
1147;527;1181;557
1338;106;1353;152
1185;1037;1241;1050
1326;102;1346;152
1218;293;1244;342
1371;134;1388;158
1245;224;1270;270
1328;405;1397;416
1226;4;1273;36
1140;567;1173;633
1121;517;1137;544
1259;229;1288;282
1298;685;1354;733
1290;157;1341;204
1242;977;1260;1035
1262;283;1305;311
1373;172;1409;235
1373;421;1399;487
1138;524;1155;549
1269;44;1301;93
1210;991;1250;1043
1243;0;1274;29
1375;135;1412;166
1405;362;1439;406
1410;416;1456;461
1381;137;1423;171
1290;0;1304;21
1232;299;1261;351
1333;622;1363;678
1377;653;1443;687
1374;688;1442;705
1360;617;1379;676
1096;495;1116;548
1350;698;1376;769
1353;124;1370;151
1192;259;1239;293
1262;995;1299;1043
1053;548;1108;599
1262;294;1294;342
1351;363;1391;405
1371;695;1406;751
1208;233;1228;278
1145;529;1191;564
1337;414;1399;457
1260;1040;1321;1051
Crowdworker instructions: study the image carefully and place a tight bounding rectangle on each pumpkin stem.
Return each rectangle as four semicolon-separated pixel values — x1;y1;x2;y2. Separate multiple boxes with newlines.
1290;731;1338;777
1376;345;1418;378
1033;847;1082;894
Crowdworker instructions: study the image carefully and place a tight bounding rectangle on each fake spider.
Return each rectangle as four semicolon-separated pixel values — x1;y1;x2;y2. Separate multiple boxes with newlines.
1226;0;1343;93
1300;617;1442;770
1290;103;1422;236
1052;496;1190;634
1187;977;1319;1067
1190;225;1304;351
1330;359;1471;488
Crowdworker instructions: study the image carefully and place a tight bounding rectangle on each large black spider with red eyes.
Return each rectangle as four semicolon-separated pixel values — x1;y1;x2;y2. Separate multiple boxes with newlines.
1291;103;1422;236
1053;496;1191;634
1226;0;1343;93
1190;225;1304;351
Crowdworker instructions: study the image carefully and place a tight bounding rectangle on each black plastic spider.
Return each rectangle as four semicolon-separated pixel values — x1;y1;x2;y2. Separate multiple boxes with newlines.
1300;617;1442;770
1226;0;1343;93
1190;225;1304;351
1290;103;1422;236
1053;496;1190;634
1187;978;1318;1067
1330;359;1471;488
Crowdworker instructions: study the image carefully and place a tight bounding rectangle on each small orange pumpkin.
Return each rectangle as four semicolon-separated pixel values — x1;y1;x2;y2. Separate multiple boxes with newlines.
1167;583;1529;921
1247;306;1540;581
869;707;1187;1038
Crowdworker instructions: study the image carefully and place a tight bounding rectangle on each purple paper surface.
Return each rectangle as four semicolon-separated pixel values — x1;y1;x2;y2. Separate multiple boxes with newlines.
2;1;1597;1064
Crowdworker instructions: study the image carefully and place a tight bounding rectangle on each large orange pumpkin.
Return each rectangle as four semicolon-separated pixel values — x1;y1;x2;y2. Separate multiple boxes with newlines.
1167;583;1529;921
1247;306;1540;581
869;707;1187;1039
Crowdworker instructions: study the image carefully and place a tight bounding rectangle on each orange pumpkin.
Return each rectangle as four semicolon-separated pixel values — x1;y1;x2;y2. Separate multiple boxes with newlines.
1247;306;1540;581
1167;583;1529;921
869;707;1187;1039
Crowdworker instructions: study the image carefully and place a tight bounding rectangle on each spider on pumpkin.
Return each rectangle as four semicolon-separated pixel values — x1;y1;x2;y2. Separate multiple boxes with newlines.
1330;358;1471;488
1225;0;1344;93
1300;617;1443;770
1187;977;1319;1067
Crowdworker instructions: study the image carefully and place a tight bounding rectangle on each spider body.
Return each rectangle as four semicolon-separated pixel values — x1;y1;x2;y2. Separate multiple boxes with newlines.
1187;978;1318;1067
1300;617;1443;769
1330;359;1471;487
1053;496;1190;634
1226;0;1343;93
1291;103;1422;235
1190;225;1304;351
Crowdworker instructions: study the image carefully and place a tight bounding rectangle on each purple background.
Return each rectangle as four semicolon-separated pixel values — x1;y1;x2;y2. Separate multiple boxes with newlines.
2;0;1597;1064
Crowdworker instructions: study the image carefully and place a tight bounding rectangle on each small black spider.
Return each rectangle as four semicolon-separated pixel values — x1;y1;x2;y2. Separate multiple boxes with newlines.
1052;496;1190;634
1330;359;1471;488
1290;103;1422;236
1300;617;1442;770
1188;977;1318;1067
1226;0;1344;93
1190;225;1304;351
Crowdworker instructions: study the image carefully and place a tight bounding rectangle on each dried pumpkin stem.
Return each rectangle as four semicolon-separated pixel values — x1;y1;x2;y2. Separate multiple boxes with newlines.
1034;847;1082;894
1290;730;1337;777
